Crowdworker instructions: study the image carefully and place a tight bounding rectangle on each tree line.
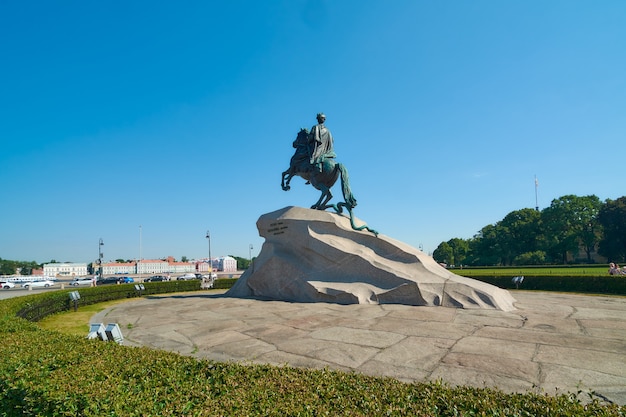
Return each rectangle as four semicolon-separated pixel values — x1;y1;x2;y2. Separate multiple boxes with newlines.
433;195;626;266
0;259;42;276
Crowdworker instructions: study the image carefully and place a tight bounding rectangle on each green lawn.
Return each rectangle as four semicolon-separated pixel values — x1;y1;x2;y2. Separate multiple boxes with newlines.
4;284;625;415
37;298;131;336
452;265;609;277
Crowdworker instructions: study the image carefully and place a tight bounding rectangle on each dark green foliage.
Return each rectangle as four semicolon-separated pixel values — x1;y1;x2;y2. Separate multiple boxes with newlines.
0;258;41;275
231;255;251;270
213;278;237;289
16;280;202;321
1;287;625;415
434;194;616;266
474;275;626;295
598;197;626;262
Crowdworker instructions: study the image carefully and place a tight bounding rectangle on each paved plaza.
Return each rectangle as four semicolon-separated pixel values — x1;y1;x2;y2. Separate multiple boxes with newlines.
93;290;626;405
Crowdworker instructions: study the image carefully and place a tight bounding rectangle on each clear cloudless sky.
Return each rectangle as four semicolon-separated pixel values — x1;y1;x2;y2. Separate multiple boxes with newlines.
1;1;625;264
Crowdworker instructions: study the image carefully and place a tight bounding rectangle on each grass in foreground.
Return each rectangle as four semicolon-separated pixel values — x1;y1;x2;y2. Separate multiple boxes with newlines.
3;290;625;415
4;325;625;416
37;298;130;336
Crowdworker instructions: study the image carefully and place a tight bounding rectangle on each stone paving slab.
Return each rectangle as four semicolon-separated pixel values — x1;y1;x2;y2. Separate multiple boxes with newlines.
93;290;626;405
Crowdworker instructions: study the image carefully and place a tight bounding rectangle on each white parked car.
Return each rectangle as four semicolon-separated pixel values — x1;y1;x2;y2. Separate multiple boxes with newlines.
69;277;95;286
0;281;15;289
22;280;56;289
176;273;197;281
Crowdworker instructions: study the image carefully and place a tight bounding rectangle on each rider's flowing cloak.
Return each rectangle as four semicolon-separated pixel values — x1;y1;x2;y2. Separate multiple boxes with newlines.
309;123;336;165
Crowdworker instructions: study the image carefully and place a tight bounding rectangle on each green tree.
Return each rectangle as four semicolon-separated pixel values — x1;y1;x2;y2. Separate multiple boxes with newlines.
434;194;614;266
231;255;251;270
540;195;601;264
449;238;469;266
433;242;453;265
467;224;506;266
598;196;626;262
0;259;41;275
181;256;189;263
499;208;542;265
513;250;547;265
0;259;17;275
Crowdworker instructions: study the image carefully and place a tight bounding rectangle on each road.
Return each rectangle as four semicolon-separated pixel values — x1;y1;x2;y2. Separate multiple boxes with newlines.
0;279;75;300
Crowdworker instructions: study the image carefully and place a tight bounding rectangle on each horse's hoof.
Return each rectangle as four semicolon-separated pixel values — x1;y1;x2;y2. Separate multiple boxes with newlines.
282;186;290;191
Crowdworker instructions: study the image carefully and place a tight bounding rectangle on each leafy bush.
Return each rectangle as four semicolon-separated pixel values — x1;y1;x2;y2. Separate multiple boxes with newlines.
213;278;237;290
514;250;547;265
473;275;626;295
1;286;625;415
17;280;202;321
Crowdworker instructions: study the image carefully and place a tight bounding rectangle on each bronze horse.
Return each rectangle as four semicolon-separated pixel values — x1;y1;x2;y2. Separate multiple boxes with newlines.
281;128;356;211
281;129;377;235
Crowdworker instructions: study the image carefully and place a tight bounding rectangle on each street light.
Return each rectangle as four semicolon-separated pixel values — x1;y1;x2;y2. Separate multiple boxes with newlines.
139;225;142;282
205;230;212;273
98;238;104;279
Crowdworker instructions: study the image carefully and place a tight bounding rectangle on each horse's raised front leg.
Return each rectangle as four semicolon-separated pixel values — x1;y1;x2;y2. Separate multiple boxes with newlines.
281;169;293;191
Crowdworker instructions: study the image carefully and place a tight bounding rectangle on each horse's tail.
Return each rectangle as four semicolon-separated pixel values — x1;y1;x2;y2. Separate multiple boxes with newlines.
337;163;357;209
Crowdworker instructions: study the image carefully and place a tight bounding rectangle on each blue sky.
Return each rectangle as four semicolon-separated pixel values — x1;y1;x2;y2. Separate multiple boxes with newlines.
1;1;624;264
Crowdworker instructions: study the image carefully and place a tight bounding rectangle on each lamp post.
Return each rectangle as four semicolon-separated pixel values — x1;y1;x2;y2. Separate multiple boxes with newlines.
98;238;104;279
139;225;142;282
205;230;212;273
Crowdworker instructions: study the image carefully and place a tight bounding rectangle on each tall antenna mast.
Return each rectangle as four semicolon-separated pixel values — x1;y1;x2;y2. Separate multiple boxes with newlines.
534;175;539;211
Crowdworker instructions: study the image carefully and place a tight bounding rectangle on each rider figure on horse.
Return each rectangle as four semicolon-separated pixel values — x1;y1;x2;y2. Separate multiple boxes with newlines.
281;114;377;235
308;113;336;172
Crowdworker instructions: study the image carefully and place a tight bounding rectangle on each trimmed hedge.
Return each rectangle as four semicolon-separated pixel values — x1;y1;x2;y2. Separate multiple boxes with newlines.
473;275;626;295
16;280;203;322
1;282;625;415
213;278;237;290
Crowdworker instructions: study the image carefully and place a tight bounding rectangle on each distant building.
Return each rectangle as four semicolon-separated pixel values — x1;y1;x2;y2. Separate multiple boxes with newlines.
197;261;212;273
137;259;169;275
167;261;196;274
197;256;237;272
218;256;237;272
96;257;198;275
101;262;136;275
44;262;88;277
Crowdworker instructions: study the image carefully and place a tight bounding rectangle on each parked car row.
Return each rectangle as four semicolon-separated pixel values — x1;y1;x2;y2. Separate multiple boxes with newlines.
22;280;56;289
2;279;62;289
176;273;217;281
1;272;218;290
0;280;57;289
96;276;135;285
65;276;136;287
144;275;169;282
96;277;119;285
69;277;95;286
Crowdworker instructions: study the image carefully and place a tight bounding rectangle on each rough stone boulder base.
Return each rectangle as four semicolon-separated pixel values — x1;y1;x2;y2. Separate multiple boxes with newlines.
227;206;516;311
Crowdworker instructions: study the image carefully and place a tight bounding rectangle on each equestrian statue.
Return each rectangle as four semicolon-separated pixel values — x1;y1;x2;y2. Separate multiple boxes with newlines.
281;113;377;235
